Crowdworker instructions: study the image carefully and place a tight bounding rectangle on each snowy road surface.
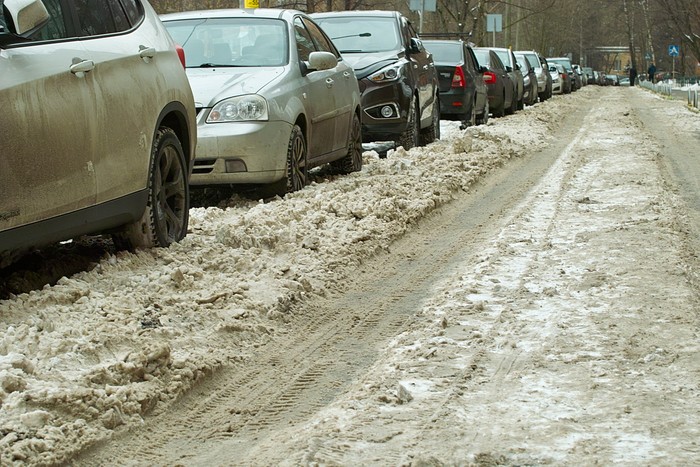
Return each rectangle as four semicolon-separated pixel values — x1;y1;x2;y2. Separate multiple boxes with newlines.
1;86;699;465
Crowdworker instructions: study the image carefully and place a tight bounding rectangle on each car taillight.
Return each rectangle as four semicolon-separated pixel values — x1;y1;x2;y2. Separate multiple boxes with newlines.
452;66;466;88
175;44;186;68
483;71;496;84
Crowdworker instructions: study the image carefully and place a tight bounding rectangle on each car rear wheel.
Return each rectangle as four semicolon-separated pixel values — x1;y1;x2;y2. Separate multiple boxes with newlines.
331;113;362;174
396;96;419;150
493;90;506;118
476;100;489;125
115;127;189;250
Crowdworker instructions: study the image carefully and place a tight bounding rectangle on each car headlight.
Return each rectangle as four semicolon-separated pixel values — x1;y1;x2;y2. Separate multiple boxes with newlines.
207;94;268;123
368;63;402;83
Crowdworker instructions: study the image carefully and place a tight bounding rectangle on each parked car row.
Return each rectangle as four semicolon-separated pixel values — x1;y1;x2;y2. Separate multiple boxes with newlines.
2;3;448;265
0;0;572;267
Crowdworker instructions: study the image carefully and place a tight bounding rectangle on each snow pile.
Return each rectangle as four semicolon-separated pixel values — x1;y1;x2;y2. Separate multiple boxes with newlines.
0;92;573;465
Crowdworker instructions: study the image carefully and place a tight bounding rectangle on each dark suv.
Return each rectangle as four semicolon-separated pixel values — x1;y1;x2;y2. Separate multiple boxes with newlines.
312;10;439;150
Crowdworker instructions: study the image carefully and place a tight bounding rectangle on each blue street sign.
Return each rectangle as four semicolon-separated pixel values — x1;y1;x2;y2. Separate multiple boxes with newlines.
668;45;679;57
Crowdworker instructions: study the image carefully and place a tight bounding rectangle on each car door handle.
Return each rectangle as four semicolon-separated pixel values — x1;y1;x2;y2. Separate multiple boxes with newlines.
70;59;95;76
326;78;334;88
139;45;156;59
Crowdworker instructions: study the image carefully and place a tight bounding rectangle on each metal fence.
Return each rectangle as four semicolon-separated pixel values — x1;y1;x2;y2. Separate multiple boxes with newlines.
639;80;700;110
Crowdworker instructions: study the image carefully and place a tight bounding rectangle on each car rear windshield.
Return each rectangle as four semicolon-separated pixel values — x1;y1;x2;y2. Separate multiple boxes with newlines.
424;42;462;63
314;16;400;53
163;17;289;68
549;58;573;72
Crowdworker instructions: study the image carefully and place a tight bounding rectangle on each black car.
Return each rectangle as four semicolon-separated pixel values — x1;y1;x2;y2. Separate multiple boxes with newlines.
424;39;489;128
472;47;515;118
312;10;440;150
514;52;538;106
486;47;524;111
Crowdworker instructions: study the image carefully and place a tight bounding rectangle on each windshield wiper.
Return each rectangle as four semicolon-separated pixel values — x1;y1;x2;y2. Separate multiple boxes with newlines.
194;63;244;68
333;32;371;40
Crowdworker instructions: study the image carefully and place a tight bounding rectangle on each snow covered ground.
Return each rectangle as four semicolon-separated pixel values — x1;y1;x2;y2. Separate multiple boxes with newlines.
1;85;699;465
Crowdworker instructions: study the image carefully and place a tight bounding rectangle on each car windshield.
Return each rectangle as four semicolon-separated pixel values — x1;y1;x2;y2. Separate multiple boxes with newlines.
163;17;288;68
314;16;400;53
424;42;462;63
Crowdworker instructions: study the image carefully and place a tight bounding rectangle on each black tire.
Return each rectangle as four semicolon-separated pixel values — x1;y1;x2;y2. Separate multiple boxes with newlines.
396;96;419;150
476;100;489;125
468;99;477;126
419;95;440;145
505;87;516;115
331;112;362;174
272;124;307;195
115;127;189;250
493;90;506;117
516;90;524;110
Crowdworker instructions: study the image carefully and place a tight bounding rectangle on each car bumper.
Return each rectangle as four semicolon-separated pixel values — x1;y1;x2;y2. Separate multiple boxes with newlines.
439;90;470;118
358;78;412;141
190;119;292;186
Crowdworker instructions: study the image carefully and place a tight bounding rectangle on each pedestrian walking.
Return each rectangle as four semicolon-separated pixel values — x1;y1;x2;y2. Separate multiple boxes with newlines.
629;66;637;86
648;63;656;83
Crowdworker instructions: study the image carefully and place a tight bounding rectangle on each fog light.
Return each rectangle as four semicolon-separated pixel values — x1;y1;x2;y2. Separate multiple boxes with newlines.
225;159;247;173
380;105;394;118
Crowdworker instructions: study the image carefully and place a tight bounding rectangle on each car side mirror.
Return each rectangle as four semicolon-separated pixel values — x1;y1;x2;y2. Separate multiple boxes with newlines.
3;0;49;36
408;37;421;54
479;66;488;73
505;65;513;73
301;51;338;76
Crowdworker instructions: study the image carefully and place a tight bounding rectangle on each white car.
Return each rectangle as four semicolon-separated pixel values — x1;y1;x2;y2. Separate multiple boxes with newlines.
1;0;197;266
161;9;363;195
549;64;562;94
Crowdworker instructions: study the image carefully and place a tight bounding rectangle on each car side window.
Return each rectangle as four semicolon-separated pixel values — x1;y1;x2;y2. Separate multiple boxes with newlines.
74;0;130;36
27;0;70;41
465;46;479;73
119;0;144;26
301;17;339;58
492;53;504;71
293;17;315;61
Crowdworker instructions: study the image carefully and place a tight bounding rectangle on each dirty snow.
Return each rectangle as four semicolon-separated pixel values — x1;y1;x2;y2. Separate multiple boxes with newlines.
1;86;699;465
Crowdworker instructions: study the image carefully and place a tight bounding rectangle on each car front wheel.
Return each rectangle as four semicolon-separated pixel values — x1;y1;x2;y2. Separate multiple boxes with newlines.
273;124;307;196
331;113;362;174
420;94;440;145
396;96;419;150
115;127;189;250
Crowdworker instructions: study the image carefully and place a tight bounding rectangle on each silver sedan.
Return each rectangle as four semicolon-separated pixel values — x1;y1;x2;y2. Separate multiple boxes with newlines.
161;9;363;195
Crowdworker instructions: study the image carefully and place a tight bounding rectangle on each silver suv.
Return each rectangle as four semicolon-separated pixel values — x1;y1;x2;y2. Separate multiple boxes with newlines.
0;0;197;266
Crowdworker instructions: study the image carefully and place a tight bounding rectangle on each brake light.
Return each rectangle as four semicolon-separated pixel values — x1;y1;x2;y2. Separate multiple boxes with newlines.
483;71;496;84
175;44;186;68
452;66;466;88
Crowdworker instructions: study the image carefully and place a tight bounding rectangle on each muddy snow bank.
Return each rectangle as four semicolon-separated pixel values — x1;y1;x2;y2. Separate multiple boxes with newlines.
0;92;575;465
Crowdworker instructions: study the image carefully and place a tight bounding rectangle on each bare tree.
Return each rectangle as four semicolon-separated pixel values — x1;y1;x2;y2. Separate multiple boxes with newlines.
654;0;700;66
